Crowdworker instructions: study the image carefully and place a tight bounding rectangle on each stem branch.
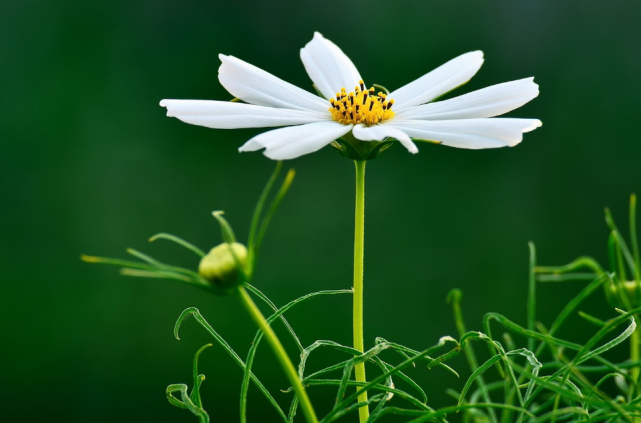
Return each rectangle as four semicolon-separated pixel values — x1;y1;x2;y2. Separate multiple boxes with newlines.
236;286;318;423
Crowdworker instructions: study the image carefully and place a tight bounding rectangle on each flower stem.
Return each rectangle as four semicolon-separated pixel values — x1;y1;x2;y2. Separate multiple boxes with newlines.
632;318;640;396
353;159;369;422
236;285;318;423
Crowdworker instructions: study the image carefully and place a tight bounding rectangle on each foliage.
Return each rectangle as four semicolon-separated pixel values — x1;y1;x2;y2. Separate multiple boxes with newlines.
84;167;641;422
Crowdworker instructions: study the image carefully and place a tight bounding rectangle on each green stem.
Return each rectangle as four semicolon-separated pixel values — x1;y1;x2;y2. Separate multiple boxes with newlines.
353;160;369;423
236;286;318;423
632;319;640;399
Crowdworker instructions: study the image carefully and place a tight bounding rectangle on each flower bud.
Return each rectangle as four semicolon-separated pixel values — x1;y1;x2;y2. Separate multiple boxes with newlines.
198;242;247;293
605;280;641;309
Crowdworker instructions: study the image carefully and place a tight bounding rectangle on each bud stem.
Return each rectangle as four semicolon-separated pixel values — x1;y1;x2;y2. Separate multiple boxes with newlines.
235;285;318;423
632;319;640;396
353;159;369;422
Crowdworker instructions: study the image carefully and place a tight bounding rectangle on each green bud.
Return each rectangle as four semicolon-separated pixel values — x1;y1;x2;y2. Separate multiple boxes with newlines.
605;280;641;309
198;242;247;294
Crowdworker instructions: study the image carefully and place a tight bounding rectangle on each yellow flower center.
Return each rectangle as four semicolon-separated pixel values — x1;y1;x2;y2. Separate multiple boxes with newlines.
329;80;395;126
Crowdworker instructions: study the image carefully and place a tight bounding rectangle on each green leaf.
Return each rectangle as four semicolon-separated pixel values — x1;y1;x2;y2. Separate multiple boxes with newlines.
247;162;282;276
527;243;537;352
578;311;607;328
631;193;641;282
212;211;236;244
548;274;609;334
148;232;205;258
81;254;208;287
126;248;204;281
322;336;460;423
458;354;502;406
173;307;288;422
239;289;351;423
252;168;296;271
576;312;636;365
606;207;637;277
446;290;498;423
534;256;604;275
190;344;212;408
404;403;534;423
166;383;209;423
244;283;303;352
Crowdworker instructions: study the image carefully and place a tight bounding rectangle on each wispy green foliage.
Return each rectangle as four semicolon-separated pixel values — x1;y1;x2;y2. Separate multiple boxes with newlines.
166;344;212;423
84;173;641;422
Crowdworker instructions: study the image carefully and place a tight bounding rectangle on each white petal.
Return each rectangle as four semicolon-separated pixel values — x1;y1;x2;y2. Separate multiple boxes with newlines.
396;78;539;120
300;32;362;100
218;55;329;113
389;118;542;149
239;121;353;160
160;100;329;129
352;124;418;154
389;51;484;112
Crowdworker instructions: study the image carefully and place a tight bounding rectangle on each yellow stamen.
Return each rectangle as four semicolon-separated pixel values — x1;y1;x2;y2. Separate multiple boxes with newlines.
329;82;395;126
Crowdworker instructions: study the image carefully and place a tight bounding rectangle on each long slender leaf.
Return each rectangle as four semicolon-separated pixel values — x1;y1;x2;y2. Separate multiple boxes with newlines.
212;211;236;244
148;232;205;258
247;162;282;275
405;403;534;423
606;207;637;275
174;307;288;422
323;336;460;423
253;168;296;265
239;289;351;423
166;384;209;423
190;344;212;408
631;194;641;282
126;248;205;280
244;283;304;352
458;354;502;406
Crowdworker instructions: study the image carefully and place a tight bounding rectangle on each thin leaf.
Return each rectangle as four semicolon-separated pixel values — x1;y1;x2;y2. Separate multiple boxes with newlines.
576;312;636;365
166;383;209;423
247;162;282;276
549;274;609;334
212;211;236;244
253;169;296;265
458;354;502;406
120;268;200;285
239;289;351;423
447;289;498;423
126;248;204;280
537;273;600;282
305;379;429;411
606;207;636;276
174;307;288;422
405;403;534;423
578;311;607;327
190;344;212;408
148;232;205;258
631;194;641;282
323;337;460;423
535;256;604;275
528;242;537;353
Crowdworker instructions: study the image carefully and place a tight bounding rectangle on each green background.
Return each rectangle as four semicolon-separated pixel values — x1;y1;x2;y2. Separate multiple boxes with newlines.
2;1;640;421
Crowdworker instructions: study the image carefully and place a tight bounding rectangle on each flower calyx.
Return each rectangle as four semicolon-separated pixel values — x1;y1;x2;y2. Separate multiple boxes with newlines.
331;130;396;161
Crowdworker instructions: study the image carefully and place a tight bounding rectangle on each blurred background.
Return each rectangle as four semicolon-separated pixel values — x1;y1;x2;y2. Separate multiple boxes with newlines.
1;0;640;421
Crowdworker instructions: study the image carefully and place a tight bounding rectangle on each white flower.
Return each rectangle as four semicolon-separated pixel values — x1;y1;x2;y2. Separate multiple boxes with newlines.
160;32;541;161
